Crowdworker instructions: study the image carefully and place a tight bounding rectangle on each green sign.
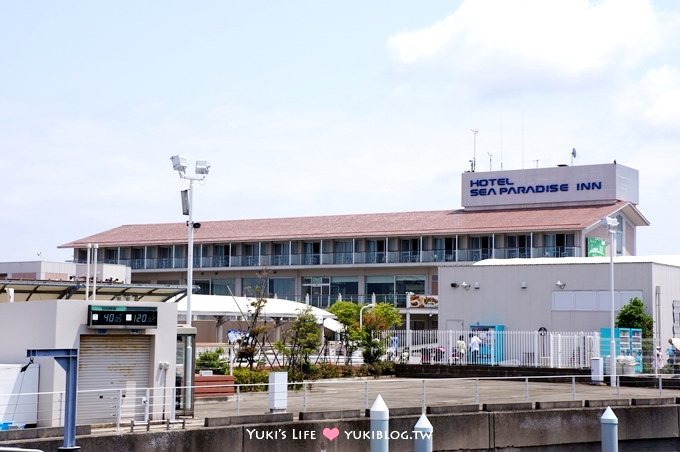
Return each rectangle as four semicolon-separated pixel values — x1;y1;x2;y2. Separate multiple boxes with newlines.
588;237;606;257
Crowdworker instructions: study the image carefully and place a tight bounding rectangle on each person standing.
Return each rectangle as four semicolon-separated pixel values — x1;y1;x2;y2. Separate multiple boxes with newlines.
455;335;467;364
468;333;481;364
654;346;664;376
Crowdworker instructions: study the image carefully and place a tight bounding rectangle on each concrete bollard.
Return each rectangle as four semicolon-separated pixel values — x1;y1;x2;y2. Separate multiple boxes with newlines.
370;394;389;452
600;406;618;452
414;413;433;452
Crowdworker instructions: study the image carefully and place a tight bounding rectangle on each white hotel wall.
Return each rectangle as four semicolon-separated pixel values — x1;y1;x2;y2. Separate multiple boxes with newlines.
0;300;177;427
438;258;680;346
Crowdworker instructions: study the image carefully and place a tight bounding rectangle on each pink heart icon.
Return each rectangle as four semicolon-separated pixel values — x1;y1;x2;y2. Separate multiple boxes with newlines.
322;427;340;441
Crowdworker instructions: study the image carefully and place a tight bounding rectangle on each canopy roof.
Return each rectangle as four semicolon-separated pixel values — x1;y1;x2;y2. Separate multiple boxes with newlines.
0;280;184;303
174;294;336;320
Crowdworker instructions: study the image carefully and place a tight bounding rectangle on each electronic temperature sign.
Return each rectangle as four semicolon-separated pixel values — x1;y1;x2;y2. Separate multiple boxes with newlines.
88;305;158;329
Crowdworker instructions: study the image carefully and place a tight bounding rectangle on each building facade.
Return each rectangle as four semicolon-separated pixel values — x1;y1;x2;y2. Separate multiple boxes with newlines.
60;163;648;330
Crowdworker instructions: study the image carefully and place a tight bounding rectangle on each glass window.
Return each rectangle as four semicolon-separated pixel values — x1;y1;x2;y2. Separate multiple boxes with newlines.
212;279;235;296
331;277;359;302
366;276;394;303
269;278;295;299
195;279;210;295
243;277;268;297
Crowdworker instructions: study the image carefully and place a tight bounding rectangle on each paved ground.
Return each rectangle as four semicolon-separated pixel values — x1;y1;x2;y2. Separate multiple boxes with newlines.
189;375;680;425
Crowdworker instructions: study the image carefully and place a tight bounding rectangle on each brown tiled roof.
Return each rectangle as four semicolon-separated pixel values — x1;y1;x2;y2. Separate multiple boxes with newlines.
59;201;643;248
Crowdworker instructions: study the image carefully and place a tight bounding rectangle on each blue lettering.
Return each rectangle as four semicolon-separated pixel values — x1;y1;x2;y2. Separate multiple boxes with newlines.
470;189;479;196
560;183;569;191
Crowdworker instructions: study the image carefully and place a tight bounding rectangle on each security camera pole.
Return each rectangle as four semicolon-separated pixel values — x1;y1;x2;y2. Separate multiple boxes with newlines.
171;155;210;412
171;155;210;328
602;216;619;386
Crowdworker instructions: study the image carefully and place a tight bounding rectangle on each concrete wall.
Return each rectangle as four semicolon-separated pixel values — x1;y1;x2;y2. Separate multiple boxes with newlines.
3;402;680;451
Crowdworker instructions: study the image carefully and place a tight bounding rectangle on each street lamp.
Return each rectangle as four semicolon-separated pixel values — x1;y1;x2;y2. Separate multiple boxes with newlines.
602;216;619;386
171;155;211;327
360;296;376;329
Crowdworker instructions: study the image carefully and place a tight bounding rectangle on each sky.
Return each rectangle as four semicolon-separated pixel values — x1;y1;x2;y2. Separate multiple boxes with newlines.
1;0;680;262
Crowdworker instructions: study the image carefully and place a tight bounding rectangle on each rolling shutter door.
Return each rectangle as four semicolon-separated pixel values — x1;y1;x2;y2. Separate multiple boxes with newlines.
78;335;151;425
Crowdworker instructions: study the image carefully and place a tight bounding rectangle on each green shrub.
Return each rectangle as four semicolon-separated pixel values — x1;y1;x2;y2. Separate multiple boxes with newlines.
233;367;270;392
195;347;228;375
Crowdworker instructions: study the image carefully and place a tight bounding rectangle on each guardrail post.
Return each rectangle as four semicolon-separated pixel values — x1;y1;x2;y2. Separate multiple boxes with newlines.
116;389;123;431
236;385;240;416
414;413;433;452
600;406;618;452
525;377;529;401
421;380;426;413
144;388;150;422
370;394;389;452
475;379;479;403
571;376;576;400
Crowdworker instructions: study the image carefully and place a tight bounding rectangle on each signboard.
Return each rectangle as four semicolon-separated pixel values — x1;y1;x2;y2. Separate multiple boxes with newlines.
461;163;638;209
587;237;606;257
87;305;158;329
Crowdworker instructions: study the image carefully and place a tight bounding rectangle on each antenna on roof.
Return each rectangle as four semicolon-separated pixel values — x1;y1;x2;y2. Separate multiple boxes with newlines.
470;129;478;172
571;148;577;166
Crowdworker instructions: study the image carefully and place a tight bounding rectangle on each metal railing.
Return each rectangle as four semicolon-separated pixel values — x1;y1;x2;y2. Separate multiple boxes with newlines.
377;329;600;369
1;372;676;432
81;246;584;270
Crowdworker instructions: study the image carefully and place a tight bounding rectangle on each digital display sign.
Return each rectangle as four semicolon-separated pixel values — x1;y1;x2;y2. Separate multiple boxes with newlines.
88;305;158;329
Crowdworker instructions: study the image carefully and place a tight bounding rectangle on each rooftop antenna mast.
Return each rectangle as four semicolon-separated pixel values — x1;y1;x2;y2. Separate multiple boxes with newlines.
487;152;493;171
571;148;577;166
470;129;478;172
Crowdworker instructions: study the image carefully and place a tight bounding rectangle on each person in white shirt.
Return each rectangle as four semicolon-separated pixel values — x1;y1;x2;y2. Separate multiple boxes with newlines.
468;333;481;364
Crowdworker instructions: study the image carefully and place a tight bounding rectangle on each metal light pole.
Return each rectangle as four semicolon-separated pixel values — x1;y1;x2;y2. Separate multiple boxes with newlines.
171;155;210;327
602;216;619;386
360;299;375;329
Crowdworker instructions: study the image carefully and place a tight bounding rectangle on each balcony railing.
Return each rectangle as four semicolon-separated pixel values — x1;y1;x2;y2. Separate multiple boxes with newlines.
83;246;582;270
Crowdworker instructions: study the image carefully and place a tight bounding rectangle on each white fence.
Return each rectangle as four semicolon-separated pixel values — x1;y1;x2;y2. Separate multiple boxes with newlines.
377;330;600;369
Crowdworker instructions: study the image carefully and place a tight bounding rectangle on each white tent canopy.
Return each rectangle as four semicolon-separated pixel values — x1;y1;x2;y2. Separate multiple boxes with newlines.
172;294;338;325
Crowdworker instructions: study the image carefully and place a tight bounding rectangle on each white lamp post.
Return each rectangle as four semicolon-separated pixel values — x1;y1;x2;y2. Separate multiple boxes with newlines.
360;296;376;329
171;155;210;327
602;216;619;386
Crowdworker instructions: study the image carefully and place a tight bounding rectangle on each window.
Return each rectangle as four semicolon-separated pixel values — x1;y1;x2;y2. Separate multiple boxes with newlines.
396;275;425;307
272;242;289;266
333;241;353;264
469;236;492;261
269;278;295;299
366;276;394;304
506;235;530;258
331;277;359;302
544;233;575;257
303;242;321;265
399;239;420;263
366;239;386;263
434;237;456;262
212;279;235;296
243;277;267;297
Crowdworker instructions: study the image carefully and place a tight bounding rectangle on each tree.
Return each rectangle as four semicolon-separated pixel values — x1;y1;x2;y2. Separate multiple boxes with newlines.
327;301;362;365
360;303;403;364
616;297;654;338
273;306;321;377
235;272;272;370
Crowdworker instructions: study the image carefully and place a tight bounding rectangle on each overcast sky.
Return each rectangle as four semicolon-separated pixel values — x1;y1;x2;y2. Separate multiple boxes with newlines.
2;0;679;262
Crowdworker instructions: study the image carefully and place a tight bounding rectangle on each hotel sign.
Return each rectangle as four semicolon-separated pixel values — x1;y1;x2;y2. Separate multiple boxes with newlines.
461;163;639;209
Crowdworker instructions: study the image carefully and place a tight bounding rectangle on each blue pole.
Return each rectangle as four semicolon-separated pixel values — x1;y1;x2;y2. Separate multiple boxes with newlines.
370;394;389;452
414;413;433;452
601;406;618;452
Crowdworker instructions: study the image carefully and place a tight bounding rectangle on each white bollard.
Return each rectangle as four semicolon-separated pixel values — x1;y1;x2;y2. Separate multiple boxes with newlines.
370;394;389;452
414;413;433;452
600;406;618;452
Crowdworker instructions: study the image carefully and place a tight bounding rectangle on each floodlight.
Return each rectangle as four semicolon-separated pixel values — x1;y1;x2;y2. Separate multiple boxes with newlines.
171;155;188;172
601;217;618;229
195;160;211;175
